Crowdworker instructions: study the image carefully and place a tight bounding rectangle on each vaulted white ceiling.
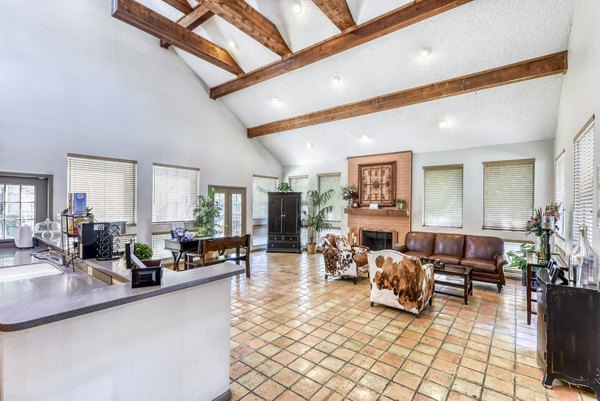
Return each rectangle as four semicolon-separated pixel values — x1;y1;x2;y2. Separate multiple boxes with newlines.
141;0;575;166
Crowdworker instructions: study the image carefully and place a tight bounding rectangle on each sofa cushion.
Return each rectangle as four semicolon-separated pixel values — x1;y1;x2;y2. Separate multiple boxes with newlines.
464;235;504;261
430;254;461;265
354;252;368;267
335;236;351;251
434;234;465;258
405;232;435;255
461;258;497;274
405;251;430;259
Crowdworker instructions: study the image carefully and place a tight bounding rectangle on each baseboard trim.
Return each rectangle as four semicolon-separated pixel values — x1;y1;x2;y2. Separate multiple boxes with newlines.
213;389;231;401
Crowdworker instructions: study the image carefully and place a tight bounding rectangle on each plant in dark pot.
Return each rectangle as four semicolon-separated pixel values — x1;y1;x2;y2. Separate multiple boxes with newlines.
134;242;162;267
507;242;536;286
193;187;222;238
303;189;334;254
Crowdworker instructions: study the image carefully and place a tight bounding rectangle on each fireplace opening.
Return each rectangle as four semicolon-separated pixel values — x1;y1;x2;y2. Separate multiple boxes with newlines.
361;230;393;251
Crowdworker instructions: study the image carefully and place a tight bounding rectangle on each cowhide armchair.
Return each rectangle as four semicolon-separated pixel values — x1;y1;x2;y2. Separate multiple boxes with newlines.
321;234;369;285
368;250;434;316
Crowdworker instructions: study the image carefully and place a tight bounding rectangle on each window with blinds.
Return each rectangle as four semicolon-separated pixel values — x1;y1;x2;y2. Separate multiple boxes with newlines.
554;152;566;237
482;159;534;231
318;174;342;222
152;164;199;223
252;176;278;220
573;118;595;243
289;175;309;214
423;165;463;228
67;154;137;224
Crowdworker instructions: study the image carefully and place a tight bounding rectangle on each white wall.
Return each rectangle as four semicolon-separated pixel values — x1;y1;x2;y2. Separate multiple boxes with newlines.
0;0;282;244
284;140;554;242
412;140;554;242
554;0;600;251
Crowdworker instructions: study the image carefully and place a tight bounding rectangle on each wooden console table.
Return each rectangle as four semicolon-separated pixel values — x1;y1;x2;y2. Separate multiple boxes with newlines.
537;268;600;400
164;238;199;271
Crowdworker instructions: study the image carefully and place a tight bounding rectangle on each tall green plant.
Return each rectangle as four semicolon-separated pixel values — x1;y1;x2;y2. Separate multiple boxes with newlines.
506;243;536;271
304;189;334;244
193;187;222;238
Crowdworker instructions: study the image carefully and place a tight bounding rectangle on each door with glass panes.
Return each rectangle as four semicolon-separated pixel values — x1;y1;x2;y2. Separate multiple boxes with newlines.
0;176;49;241
211;186;246;236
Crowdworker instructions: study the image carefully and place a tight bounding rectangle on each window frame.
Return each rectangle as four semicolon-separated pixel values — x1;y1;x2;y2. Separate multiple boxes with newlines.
67;153;138;225
482;158;535;232
573;116;595;243
151;163;200;224
422;164;464;228
554;151;566;239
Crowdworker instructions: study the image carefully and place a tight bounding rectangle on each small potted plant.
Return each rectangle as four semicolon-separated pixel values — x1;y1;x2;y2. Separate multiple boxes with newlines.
134;242;162;267
341;185;359;208
277;182;293;192
395;199;406;209
303;189;334;254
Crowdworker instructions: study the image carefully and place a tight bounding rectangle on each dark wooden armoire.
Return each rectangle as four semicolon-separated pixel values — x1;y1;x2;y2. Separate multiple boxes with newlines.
267;192;301;253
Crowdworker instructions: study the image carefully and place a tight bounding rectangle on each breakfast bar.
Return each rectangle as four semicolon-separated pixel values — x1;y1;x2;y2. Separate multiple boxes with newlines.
0;248;243;401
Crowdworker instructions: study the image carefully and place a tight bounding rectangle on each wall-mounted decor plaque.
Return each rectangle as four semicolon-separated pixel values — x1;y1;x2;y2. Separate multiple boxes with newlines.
358;162;396;206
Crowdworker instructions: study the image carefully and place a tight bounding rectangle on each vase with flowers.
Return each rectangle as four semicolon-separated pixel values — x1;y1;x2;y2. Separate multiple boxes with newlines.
341;185;359;208
525;202;561;262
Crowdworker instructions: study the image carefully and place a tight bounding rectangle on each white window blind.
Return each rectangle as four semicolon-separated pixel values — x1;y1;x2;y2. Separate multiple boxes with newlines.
252;176;278;220
152;164;199;223
554;152;566;237
289;175;309;214
573;118;595;243
423;165;463;228
483;159;534;231
68;154;137;224
318;174;342;222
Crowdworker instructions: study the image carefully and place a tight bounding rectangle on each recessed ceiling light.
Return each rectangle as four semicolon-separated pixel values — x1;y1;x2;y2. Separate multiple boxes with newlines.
418;46;432;58
227;38;237;49
305;142;313;149
331;75;342;86
271;96;280;104
438;119;449;128
360;134;370;141
291;1;302;14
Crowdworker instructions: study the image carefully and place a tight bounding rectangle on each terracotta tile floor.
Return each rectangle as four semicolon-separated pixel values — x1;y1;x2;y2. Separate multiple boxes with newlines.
229;252;595;401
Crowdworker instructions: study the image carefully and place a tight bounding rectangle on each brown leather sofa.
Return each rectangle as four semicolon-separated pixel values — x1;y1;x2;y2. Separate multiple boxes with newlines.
395;232;506;292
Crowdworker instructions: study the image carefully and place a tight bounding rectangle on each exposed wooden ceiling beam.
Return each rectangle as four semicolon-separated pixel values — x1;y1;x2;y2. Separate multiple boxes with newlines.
211;0;472;99
112;0;243;76
247;51;568;138
313;0;355;31
200;0;291;57
160;5;214;49
162;0;193;14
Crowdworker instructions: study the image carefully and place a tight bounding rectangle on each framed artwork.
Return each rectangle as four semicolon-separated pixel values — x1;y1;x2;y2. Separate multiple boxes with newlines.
358;162;396;206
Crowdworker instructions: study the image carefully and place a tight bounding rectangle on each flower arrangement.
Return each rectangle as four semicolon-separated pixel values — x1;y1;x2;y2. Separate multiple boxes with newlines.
341;185;359;201
525;202;561;236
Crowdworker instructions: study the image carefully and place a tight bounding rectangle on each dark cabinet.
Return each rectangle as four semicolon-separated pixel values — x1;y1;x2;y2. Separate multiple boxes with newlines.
537;269;600;400
267;192;301;253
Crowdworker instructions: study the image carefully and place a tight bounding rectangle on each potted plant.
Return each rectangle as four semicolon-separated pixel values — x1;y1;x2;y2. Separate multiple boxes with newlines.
507;242;536;286
341;185;359;208
277;182;293;192
395;199;406;209
134;242;162;267
304;189;334;254
193;187;222;238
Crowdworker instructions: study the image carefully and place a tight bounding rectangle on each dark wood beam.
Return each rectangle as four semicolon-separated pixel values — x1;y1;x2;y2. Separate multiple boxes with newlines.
201;0;291;57
160;5;214;49
247;51;568;138
162;0;193;14
211;0;472;99
112;0;243;75
313;0;355;31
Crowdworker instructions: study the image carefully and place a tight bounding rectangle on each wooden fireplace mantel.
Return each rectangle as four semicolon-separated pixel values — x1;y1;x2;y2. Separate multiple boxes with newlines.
344;207;409;217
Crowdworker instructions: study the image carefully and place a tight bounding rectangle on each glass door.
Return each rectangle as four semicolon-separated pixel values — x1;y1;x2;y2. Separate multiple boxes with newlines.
211;186;246;237
0;176;49;240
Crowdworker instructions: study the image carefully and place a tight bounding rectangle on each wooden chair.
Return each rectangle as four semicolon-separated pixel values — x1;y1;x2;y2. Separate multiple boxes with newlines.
185;234;251;278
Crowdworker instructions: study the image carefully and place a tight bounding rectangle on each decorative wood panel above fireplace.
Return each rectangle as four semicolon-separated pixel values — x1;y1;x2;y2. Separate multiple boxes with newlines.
358;161;396;207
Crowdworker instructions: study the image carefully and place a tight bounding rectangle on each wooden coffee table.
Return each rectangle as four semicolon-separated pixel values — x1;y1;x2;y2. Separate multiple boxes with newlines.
433;264;473;304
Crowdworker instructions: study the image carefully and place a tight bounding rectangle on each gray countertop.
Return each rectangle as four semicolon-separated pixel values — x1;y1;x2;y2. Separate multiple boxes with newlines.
0;247;244;332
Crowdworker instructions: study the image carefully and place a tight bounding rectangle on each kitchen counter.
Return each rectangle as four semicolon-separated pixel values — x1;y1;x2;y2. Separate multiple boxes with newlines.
0;245;243;401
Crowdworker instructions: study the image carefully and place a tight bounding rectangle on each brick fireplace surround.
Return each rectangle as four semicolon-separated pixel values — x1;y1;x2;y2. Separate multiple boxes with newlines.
346;151;412;248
